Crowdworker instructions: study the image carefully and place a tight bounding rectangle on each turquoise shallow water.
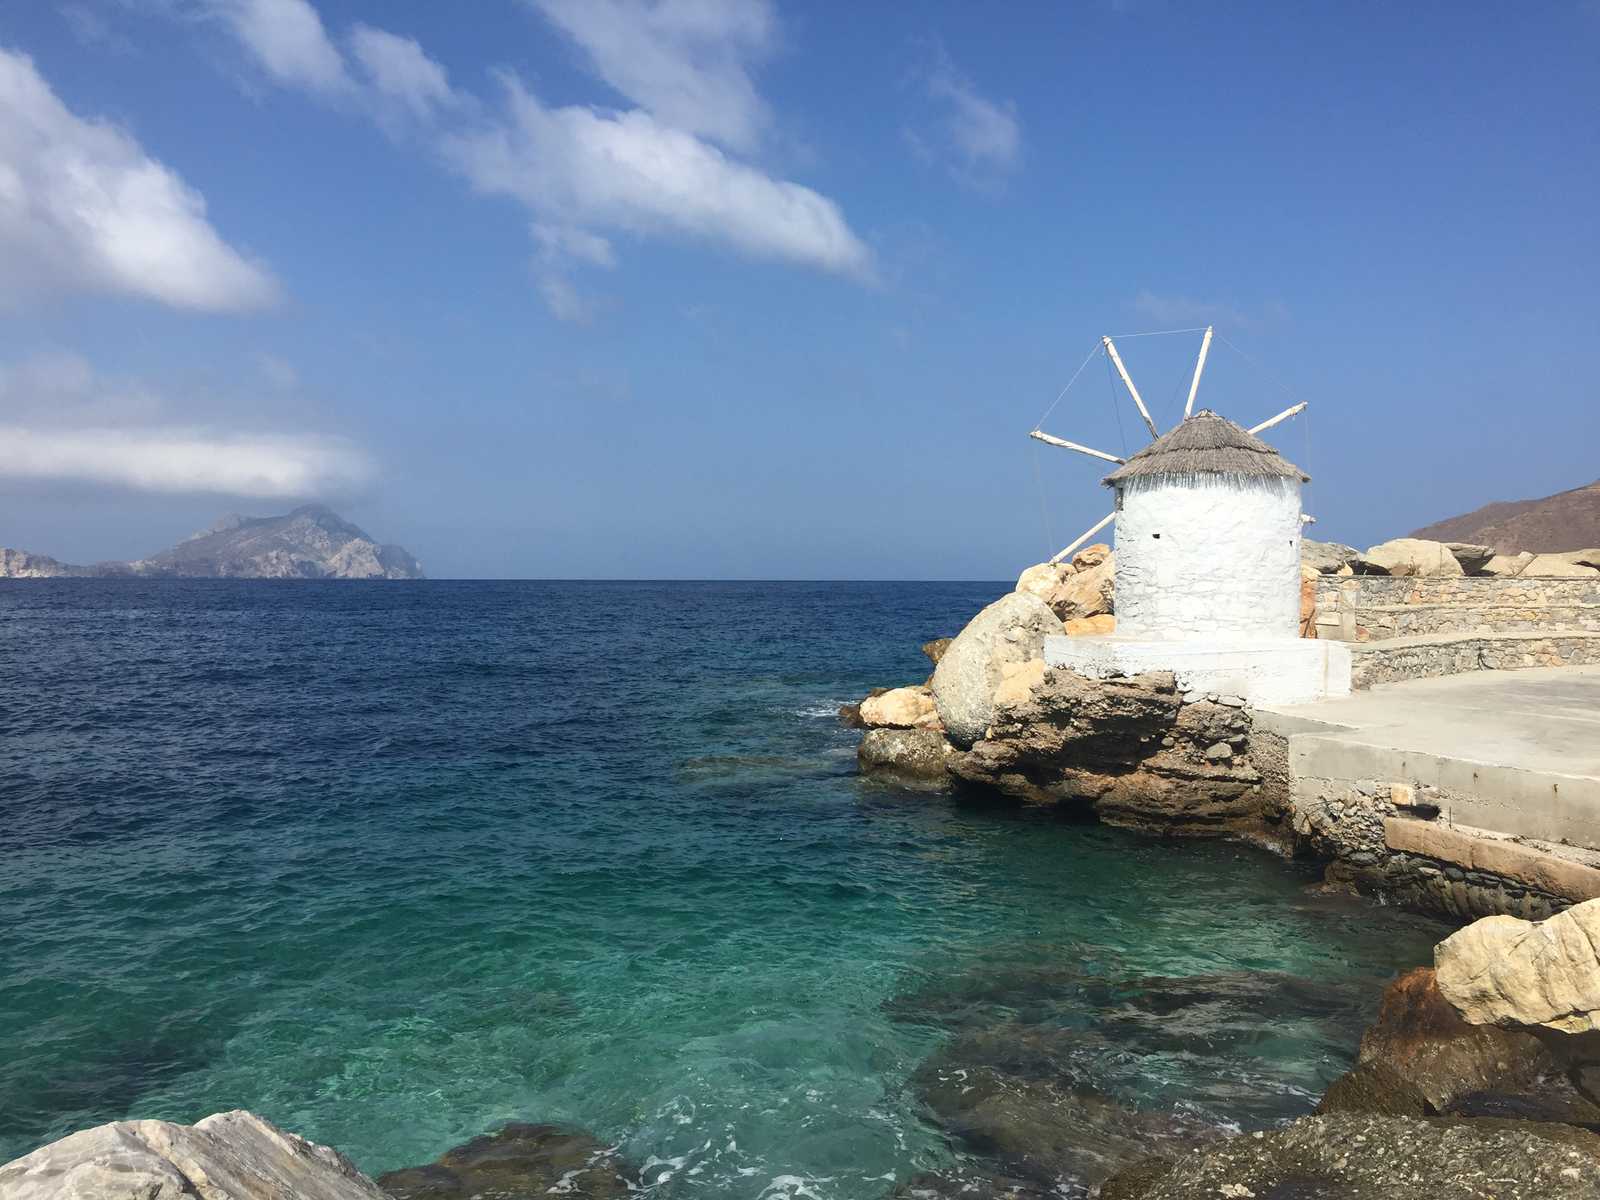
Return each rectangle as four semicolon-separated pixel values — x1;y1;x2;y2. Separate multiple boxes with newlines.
0;580;1445;1195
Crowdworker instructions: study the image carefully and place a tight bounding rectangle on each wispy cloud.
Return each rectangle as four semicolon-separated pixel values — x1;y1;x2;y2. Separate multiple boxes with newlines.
0;353;373;498
527;0;778;154
446;77;873;281
0;46;280;312
909;46;1021;188
174;0;872;321
205;0;352;95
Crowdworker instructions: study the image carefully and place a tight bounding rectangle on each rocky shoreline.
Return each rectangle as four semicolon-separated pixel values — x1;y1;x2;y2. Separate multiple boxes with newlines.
7;901;1599;1198
850;536;1600;924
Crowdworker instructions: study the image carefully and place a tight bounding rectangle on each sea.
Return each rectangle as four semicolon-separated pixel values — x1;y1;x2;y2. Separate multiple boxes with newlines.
0;580;1446;1196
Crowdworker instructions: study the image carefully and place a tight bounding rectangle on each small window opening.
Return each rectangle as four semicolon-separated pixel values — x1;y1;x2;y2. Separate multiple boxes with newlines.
1152;533;1161;539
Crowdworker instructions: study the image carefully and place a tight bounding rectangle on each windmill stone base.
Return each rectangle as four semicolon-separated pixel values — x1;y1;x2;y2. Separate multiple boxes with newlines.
1044;634;1353;708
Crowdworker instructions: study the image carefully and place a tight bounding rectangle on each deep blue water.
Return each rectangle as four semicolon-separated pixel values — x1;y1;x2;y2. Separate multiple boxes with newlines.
0;581;1444;1195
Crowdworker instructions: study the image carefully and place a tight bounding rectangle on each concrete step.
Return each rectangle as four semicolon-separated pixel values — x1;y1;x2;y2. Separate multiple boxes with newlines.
1343;602;1600;640
1349;630;1600;688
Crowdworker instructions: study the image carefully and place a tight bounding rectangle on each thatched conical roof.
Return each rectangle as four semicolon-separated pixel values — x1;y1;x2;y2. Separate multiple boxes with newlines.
1102;409;1307;486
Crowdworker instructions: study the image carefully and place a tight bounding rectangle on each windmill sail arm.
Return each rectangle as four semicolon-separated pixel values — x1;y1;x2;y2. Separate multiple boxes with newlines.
1029;430;1125;464
1101;336;1160;438
1184;326;1214;418
1248;402;1308;435
1050;512;1115;564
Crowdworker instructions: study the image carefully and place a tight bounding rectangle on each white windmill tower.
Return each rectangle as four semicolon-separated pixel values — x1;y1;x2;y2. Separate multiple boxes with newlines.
1029;328;1351;706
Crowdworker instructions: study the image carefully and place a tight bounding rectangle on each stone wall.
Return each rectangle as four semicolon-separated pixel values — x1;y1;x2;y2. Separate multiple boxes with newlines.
1349;632;1600;688
1314;576;1600;642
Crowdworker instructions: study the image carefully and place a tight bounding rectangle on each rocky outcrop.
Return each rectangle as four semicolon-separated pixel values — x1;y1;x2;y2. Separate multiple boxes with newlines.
0;1110;386;1200
1485;551;1537;576
1302;538;1358;574
921;638;953;666
1098;1111;1600;1199
0;506;423;580
947;664;1265;838
1358;537;1466;577
1012;546;1114;622
857;727;956;781
859;686;941;730
929;592;1060;748
1435;899;1600;1035
379;1123;635;1200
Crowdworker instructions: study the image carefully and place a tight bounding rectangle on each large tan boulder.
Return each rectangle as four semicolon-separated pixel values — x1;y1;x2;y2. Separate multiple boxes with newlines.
1015;560;1075;603
857;727;955;780
1444;542;1496;573
859;685;941;729
0;1111;386;1200
1053;555;1115;621
1063;613;1115;637
1435;898;1600;1034
930;592;1060;748
1301;538;1358;574
1483;551;1535;577
1523;553;1600;578
1358;538;1464;577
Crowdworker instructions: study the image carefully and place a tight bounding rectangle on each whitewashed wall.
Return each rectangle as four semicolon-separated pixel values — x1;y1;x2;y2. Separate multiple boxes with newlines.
1113;473;1302;638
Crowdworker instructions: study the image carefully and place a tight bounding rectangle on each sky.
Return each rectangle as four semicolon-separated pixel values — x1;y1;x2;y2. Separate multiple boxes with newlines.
0;0;1596;579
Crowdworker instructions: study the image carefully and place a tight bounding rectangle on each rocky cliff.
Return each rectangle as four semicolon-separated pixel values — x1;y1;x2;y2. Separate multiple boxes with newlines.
0;506;423;580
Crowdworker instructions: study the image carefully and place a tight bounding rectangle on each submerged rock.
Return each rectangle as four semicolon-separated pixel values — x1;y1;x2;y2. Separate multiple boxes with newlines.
0;1110;386;1200
1435;898;1600;1035
930;593;1060;748
914;1062;1213;1192
378;1123;635;1200
1098;1111;1600;1199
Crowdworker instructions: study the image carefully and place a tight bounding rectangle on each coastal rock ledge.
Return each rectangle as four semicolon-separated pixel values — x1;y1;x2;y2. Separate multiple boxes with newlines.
0;1110;385;1200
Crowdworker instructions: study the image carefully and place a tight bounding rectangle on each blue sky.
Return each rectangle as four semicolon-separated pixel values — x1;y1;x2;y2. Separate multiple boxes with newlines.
1;1;1596;578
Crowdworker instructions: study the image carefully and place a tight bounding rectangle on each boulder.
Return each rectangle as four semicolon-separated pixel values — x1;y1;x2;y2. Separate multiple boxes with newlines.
1358;538;1465;577
921;638;954;666
1435;898;1600;1035
1445;542;1496;573
0;1111;386;1200
1302;538;1359;574
1052;555;1114;622
1014;561;1074;605
857;727;956;781
859;685;942;730
1523;553;1600;578
379;1123;634;1200
1062;614;1115;637
930;592;1061;748
1317;967;1554;1115
1071;542;1111;569
1484;552;1536;577
1299;566;1318;636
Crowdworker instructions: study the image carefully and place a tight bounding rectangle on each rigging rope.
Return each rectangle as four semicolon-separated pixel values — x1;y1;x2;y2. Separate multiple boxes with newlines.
1103;326;1210;339
1033;342;1103;431
1029;441;1056;557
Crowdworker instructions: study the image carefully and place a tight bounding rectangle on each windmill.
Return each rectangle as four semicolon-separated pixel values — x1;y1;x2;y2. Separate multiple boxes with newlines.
1028;327;1308;567
1026;327;1349;704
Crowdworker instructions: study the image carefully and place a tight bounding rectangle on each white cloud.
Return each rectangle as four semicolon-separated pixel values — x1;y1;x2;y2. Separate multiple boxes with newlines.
529;0;776;153
0;352;373;497
447;76;873;282
0;47;280;312
0;425;373;497
349;24;457;121
207;0;351;95
533;224;617;269
913;50;1021;185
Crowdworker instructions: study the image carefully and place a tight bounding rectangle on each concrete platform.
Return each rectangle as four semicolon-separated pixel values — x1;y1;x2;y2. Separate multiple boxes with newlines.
1044;634;1352;707
1258;666;1600;848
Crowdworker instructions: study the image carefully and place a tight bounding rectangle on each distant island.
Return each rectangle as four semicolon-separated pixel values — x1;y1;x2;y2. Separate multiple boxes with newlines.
0;505;423;580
